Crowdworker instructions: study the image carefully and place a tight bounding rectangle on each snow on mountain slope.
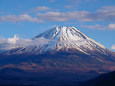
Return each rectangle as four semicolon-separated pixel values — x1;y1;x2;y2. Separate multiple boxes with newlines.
3;26;112;55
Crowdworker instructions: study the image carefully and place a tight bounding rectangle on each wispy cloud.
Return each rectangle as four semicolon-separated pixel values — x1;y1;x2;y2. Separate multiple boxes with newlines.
0;14;44;23
111;44;115;50
31;6;50;12
67;0;96;3
64;5;77;9
96;6;115;21
65;0;96;10
80;24;115;30
108;24;115;29
37;6;115;22
0;35;49;50
37;11;95;22
49;0;55;3
0;6;115;23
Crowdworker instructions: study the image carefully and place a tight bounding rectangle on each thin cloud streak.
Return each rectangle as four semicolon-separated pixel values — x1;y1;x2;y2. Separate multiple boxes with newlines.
31;6;50;12
0;6;115;23
37;11;96;22
0;14;44;23
37;6;115;22
111;44;115;50
80;24;115;30
66;0;95;3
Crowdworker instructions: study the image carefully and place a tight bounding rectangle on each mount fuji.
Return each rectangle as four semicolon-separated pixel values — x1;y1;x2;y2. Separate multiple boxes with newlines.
3;26;114;57
0;26;114;72
0;26;115;86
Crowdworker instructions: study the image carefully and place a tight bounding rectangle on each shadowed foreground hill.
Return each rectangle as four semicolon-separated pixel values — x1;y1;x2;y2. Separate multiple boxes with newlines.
0;67;98;86
80;71;115;86
0;67;115;86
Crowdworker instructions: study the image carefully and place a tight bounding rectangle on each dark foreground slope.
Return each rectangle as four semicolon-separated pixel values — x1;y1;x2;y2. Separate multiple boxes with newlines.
0;67;114;86
80;71;115;86
0;67;98;86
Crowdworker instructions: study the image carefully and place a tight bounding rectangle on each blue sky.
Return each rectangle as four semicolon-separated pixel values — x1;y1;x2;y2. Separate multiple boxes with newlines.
0;0;115;51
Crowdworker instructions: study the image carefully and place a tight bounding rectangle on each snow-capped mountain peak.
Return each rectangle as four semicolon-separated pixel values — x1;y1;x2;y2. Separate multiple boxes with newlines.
35;26;88;41
3;26;112;55
34;26;106;53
